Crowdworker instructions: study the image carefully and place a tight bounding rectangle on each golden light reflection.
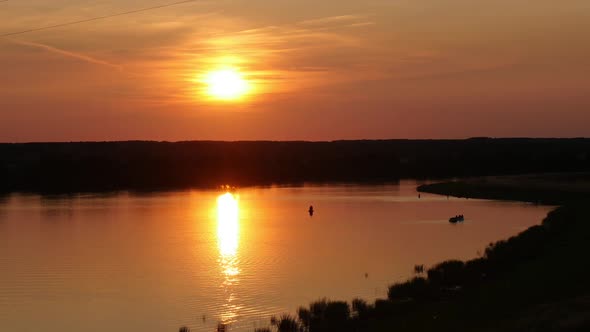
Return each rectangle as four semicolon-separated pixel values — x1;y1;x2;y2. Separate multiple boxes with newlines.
216;192;241;324
217;192;239;259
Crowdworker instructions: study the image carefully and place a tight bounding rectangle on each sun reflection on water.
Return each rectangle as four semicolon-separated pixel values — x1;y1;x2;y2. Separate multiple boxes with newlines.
217;193;239;258
216;192;241;324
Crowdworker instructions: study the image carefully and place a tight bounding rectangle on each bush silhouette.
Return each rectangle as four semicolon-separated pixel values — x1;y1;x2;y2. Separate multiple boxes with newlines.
388;277;432;301
272;314;300;332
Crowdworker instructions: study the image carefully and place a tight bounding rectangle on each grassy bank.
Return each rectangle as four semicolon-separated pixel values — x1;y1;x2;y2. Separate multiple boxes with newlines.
248;175;590;332
417;173;590;205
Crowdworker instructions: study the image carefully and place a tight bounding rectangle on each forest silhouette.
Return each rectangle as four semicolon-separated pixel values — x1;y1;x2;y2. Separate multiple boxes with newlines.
1;138;589;193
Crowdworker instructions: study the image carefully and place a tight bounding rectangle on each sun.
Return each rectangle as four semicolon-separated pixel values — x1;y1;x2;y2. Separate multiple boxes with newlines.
204;68;249;100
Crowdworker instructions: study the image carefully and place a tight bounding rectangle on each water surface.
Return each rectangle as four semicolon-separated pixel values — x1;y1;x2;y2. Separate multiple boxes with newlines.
0;182;552;331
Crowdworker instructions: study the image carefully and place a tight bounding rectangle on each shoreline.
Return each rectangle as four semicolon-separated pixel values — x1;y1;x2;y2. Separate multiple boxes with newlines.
253;175;590;332
418;173;590;205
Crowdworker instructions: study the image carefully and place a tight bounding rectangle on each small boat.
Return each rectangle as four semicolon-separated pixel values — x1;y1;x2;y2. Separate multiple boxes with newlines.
449;215;465;223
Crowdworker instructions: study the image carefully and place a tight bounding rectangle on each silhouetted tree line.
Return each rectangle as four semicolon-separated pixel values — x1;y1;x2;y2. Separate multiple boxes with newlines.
1;138;589;193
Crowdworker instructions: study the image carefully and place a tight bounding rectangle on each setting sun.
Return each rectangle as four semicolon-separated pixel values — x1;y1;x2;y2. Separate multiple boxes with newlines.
204;68;249;100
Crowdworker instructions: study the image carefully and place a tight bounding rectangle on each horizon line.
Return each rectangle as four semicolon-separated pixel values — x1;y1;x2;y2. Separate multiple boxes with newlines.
1;137;589;144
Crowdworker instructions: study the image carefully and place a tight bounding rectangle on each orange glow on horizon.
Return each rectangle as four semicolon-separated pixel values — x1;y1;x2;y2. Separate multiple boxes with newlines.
3;1;589;140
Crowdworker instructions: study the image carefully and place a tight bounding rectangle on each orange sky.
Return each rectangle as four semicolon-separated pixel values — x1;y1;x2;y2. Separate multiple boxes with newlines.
1;0;589;142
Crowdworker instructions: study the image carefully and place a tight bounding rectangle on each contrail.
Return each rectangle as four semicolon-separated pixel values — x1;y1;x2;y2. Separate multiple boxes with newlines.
11;39;122;70
0;0;201;37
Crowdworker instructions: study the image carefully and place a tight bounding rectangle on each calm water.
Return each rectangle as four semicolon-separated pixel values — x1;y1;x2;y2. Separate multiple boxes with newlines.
0;181;552;332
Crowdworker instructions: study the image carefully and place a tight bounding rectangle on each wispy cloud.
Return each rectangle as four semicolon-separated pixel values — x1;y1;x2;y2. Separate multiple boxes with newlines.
10;39;122;70
298;15;363;27
172;18;374;93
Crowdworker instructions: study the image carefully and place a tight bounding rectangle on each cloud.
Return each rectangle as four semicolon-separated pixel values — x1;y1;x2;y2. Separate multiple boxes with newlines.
10;39;122;70
122;12;380;103
297;15;362;27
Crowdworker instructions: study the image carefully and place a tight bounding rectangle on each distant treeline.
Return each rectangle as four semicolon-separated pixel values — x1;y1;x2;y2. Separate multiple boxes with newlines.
1;138;589;193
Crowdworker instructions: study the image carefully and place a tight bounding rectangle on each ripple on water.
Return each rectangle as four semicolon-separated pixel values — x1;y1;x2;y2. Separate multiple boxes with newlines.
0;183;553;332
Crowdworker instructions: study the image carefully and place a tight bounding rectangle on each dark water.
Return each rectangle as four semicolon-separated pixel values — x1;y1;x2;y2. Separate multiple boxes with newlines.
0;181;552;331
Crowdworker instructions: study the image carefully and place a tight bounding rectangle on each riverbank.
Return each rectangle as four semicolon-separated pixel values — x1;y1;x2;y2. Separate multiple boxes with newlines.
257;175;590;332
418;173;590;205
2;139;589;193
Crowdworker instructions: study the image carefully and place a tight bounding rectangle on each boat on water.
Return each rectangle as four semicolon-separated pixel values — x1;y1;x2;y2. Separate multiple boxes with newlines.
449;215;465;223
